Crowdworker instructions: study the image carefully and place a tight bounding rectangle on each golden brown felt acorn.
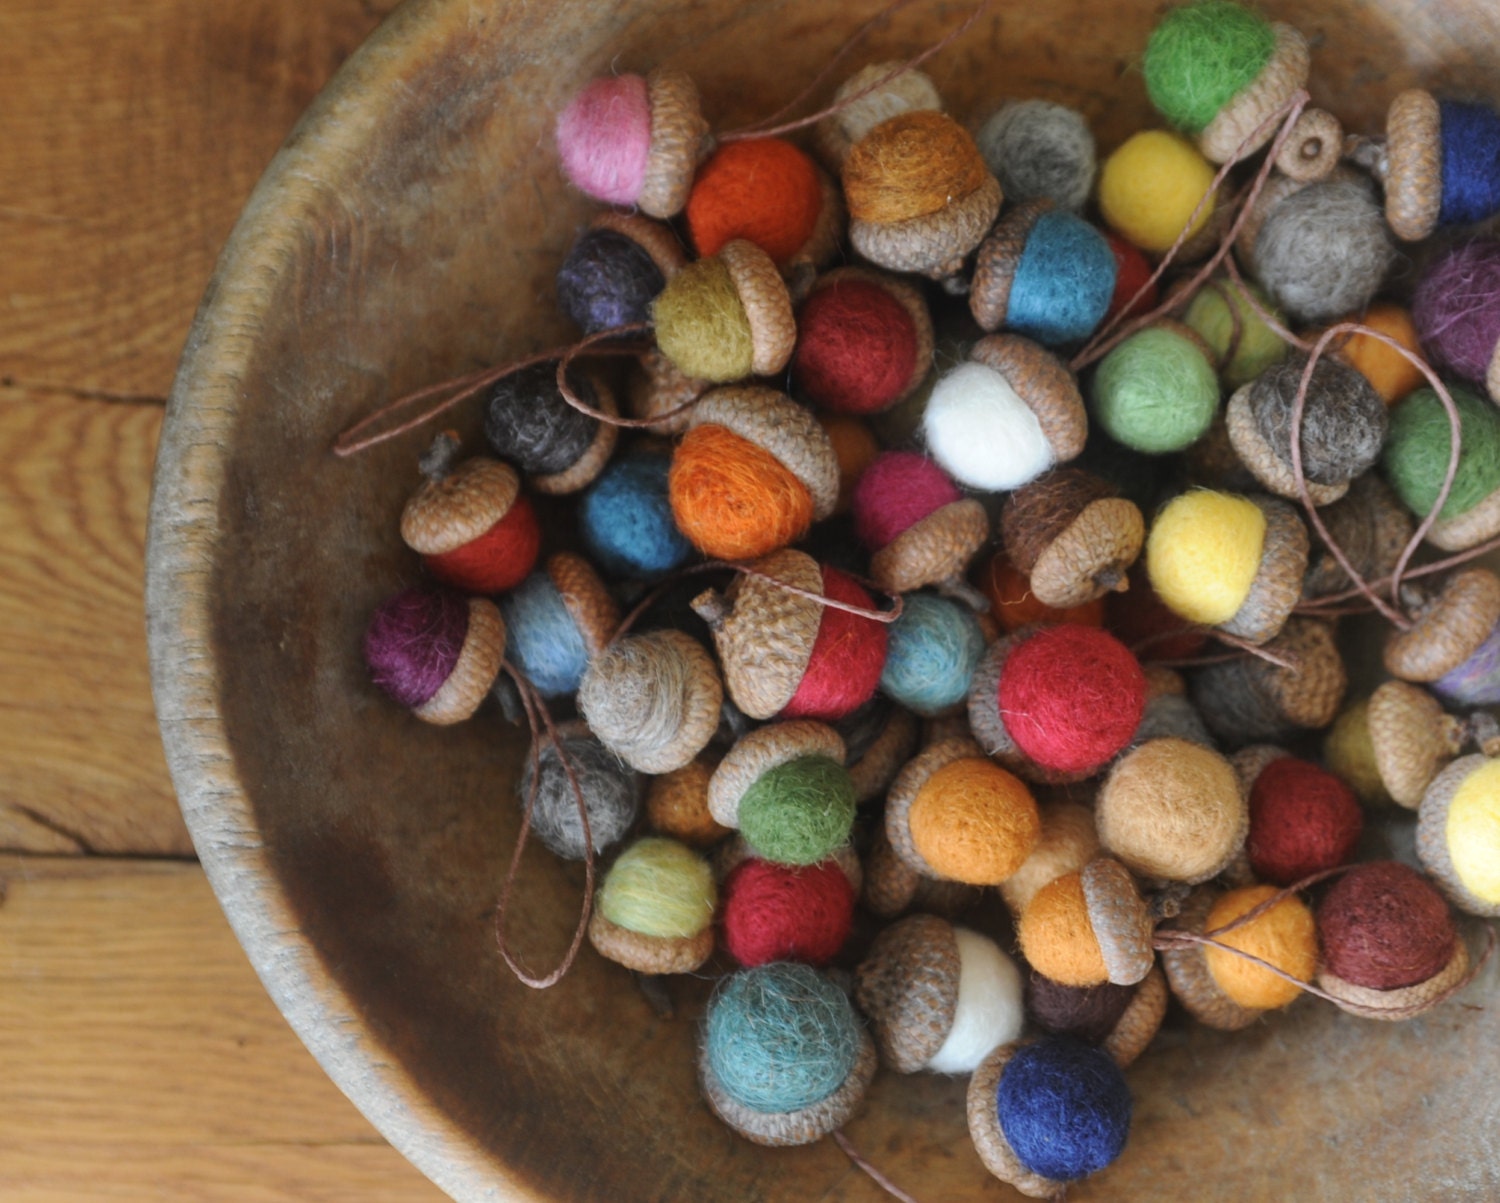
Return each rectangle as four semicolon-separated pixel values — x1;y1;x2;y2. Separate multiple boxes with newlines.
1190;616;1347;746
1000;468;1144;609
645;751;732;847
1016;857;1156;989
1302;473;1414;600
813;62;943;168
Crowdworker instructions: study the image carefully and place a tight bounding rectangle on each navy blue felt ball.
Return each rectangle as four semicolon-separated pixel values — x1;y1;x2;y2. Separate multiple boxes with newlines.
996;1036;1132;1181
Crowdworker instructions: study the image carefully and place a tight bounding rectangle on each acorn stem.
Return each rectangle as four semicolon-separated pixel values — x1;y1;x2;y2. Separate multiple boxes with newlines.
1343;133;1387;180
419;430;463;481
490;674;526;725
1467;711;1500;759
690;588;731;628
632;971;675;1020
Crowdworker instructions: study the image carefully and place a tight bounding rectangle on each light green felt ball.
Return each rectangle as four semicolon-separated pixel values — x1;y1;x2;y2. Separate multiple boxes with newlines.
1091;326;1220;454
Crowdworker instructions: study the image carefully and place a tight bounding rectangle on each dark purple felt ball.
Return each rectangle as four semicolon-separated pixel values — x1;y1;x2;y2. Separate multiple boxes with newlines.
363;585;469;708
1413;239;1500;388
557;227;667;334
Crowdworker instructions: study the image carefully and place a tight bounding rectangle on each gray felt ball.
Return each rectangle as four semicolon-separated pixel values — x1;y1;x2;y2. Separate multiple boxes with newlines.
519;729;640;860
1249;354;1388;486
974;100;1097;213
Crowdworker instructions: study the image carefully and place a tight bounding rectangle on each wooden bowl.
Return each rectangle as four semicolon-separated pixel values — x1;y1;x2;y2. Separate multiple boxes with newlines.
147;1;1500;1199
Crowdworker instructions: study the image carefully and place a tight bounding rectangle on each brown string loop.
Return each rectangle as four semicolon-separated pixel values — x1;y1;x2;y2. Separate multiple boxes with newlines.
832;1130;923;1203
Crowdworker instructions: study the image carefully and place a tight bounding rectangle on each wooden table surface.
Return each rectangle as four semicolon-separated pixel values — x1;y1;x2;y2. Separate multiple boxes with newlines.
2;2;446;1197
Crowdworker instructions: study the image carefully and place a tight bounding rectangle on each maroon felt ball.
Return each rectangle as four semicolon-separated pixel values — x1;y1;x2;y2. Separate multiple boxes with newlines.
1246;757;1364;886
1318;861;1456;990
793;278;921;415
851;450;962;551
720;857;856;967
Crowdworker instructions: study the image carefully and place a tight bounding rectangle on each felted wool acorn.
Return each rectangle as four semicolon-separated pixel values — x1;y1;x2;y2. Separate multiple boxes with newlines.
1225;353;1388;505
923;335;1087;493
834;696;919;805
1097;130;1217;255
966;1036;1133;1197
884;738;1040;887
555;68;709;218
819;415;881;515
691;548;887;722
399;435;540;594
1178;276;1287;391
577;629;723;774
1237;747;1363;886
645;752;733;847
974;100;1097;214
855;914;1025;1075
1383;384;1500;552
1096;737;1247;884
1419;754;1500;917
851;452;989;598
969;199;1117;347
699;962;877;1148
1145;489;1309;645
1089;321;1220;455
578;450;693;580
1326;301;1426;406
1160;883;1317;1030
518;721;641;861
720;853;858;968
650;240;797;386
976;549;1107;634
1414;240;1500;404
1315;861;1470;1021
841;110;1002;281
791;268;934;416
1190;616;1347;744
1132;665;1215;749
484;361;618;495
587;836;717;975
1302;474;1414;600
862;821;983;920
813;61;943;168
1384;569;1500;705
624;348;707;435
707;721;856;867
1025;966;1169;1069
556;211;688;335
499;552;620;699
968;625;1147;783
669;385;838;561
999;800;1101;918
1017;857;1155;990
363;585;506;726
879;593;985;717
1000;468;1145;609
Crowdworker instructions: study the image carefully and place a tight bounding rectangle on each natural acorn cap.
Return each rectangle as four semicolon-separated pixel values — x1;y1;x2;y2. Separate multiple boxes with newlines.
1225;384;1347;506
626;348;707;435
529;368;620;495
589;209;690;281
707;720;846;830
688;386;840;520
1001;468;1144;609
1429;482;1500;553
1191;616;1347;745
999;799;1101;917
854;913;962;1073
1079;857;1156;986
862;822;983;919
587;910;716;976
1198;23;1310;164
717;240;798;377
1215;495;1309;646
1230;743;1290;796
1104;965;1169;1069
849;175;1002;280
804;266;936;404
1159;886;1264;1031
1317;938;1470;1021
1275;107;1343;182
1381;88;1443;242
1303;474;1414;600
970;334;1088;466
966;1041;1069;1200
884;737;988;876
870;497;990;596
400;450;521;555
1418;754;1500;917
969;199;1052;332
842;702;921;805
638;67;711;219
813;62;944;168
413;597;508;725
785;171;846;291
1368;680;1467;809
545;552;621;662
1384;569;1500;682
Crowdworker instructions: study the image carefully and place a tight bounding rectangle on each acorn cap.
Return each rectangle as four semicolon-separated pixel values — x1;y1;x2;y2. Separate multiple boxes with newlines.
1428;484;1500;553
849;173;1002;280
966;1041;1068;1199
1418;754;1500;917
854;913;962;1072
588;210;689;281
1104;964;1168;1068
1230;743;1291;796
401;454;521;555
1303;474;1414;599
1317;936;1470;1021
1219;495;1309;645
1225;383;1348;506
786;169;845;286
1198;617;1347;744
804;266;936;403
813;62;944;168
1159;886;1265;1031
699;1024;878;1148
531;370;620;495
862;822;982;919
1489;342;1500;410
688;386;839;520
999;800;1101;916
969;199;1052;332
884;737;988;877
1002;469;1142;609
692;548;824;720
587;909;715;975
1275;107;1343;182
638;67;709;219
626;348;707;435
707;720;846;829
1383;88;1443;242
870;499;990;595
966;633;1089;785
847;704;921;805
1081;856;1155;986
546;552;621;662
412;597;507;725
1183;410;1260;493
1199;23;1310;164
710;239;799;377
970;334;1088;465
1384;569;1500;681
1369;680;1466;809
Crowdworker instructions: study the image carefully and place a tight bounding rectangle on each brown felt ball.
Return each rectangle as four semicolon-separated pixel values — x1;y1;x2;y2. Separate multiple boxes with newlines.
1317;861;1457;991
1017;871;1108;988
1025;972;1136;1045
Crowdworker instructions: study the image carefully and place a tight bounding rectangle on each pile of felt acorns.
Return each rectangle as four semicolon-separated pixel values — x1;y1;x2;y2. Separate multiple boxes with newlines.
354;0;1500;1194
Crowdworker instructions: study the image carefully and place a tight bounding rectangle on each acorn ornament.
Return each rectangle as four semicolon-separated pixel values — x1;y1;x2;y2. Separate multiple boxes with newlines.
1098;130;1222;257
1413;240;1500;403
974;99;1098;214
1238;747;1363;886
556;211;688;335
878;593;986;717
1302;474;1413;600
1000;468;1145;609
645;752;732;846
1025;966;1169;1069
1384;569;1500;705
362;585;506;726
484;362;619;495
1090;321;1220;455
1133;665;1216;748
862;821;983;920
518;721;641;861
719;849;859;968
814;62;943;168
978;549;1108;633
1190;616;1347;745
1419;754;1500;917
500;552;620;699
1177;275;1288;391
851;452;989;600
587;837;717;975
1383;384;1500;552
1017;857;1156;991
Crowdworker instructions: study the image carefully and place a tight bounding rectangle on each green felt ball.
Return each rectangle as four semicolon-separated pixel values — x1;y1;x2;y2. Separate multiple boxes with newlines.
1090;326;1220;454
738;755;857;866
1182;279;1288;390
1143;1;1277;134
1384;385;1500;521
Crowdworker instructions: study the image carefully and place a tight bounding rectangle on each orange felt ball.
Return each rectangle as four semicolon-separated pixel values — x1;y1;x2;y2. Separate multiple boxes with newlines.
977;550;1106;633
907;757;1040;885
1328;302;1426;406
1017;871;1108;987
686;138;823;266
1203;885;1317;1010
819;415;881;515
669;423;814;560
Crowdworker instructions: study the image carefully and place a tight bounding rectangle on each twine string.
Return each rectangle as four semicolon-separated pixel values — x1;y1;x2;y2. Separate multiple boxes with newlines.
832;1130;922;1203
1297;534;1500;611
1128;625;1297;670
551;322;707;428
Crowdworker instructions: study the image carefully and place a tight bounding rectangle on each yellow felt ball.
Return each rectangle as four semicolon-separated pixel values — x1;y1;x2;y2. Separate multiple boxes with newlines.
1328;302;1425;406
1098;131;1216;254
1447;760;1500;905
1323;699;1388;806
1203;885;1316;1010
1146;490;1266;625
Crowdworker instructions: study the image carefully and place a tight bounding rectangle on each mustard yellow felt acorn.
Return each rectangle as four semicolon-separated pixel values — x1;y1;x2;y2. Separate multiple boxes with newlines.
645;752;733;847
999;799;1101;919
861;822;983;920
1016;857;1156;990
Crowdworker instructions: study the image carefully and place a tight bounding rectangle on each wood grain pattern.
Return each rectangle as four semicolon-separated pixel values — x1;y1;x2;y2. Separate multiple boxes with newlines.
0;855;444;1201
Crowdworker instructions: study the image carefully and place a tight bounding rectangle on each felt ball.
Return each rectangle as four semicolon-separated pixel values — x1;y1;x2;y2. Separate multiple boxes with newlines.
1384;384;1500;523
996;1037;1132;1181
908;758;1041;885
519;729;640;861
651;257;755;383
484;362;601;477
686;138;823;266
1412;240;1500;389
1091;325;1219;454
1329;302;1425;405
1018;872;1108;987
1252;176;1394;323
556;74;652;206
499;571;590;698
1098;131;1216;254
598;837;717;939
1026;973;1137;1045
1246;756;1364;886
647;757;732;846
1103;231;1159;325
852;451;962;550
1438;101;1500;227
1146;490;1266;626
1182;279;1287;390
1203;884;1317;1010
1323;698;1387;807
1434;623;1500;707
999;626;1147;775
794;279;921;415
704;963;861;1113
670;424;815;560
557;227;667;334
924;361;1054;492
928;929;1027;1074
1143;0;1276;134
979;551;1106;633
1444;758;1500;905
1245;353;1388;485
363;586;469;709
738;755;857;867
1318;861;1457;990
881;593;985;716
1105;563;1208;661
1006;210;1118;347
721;857;856;967
580;452;693;579
820;415;881;513
1000;802;1102;918
781;567;889;722
975;100;1096;213
842;110;990;225
422;493;541;595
